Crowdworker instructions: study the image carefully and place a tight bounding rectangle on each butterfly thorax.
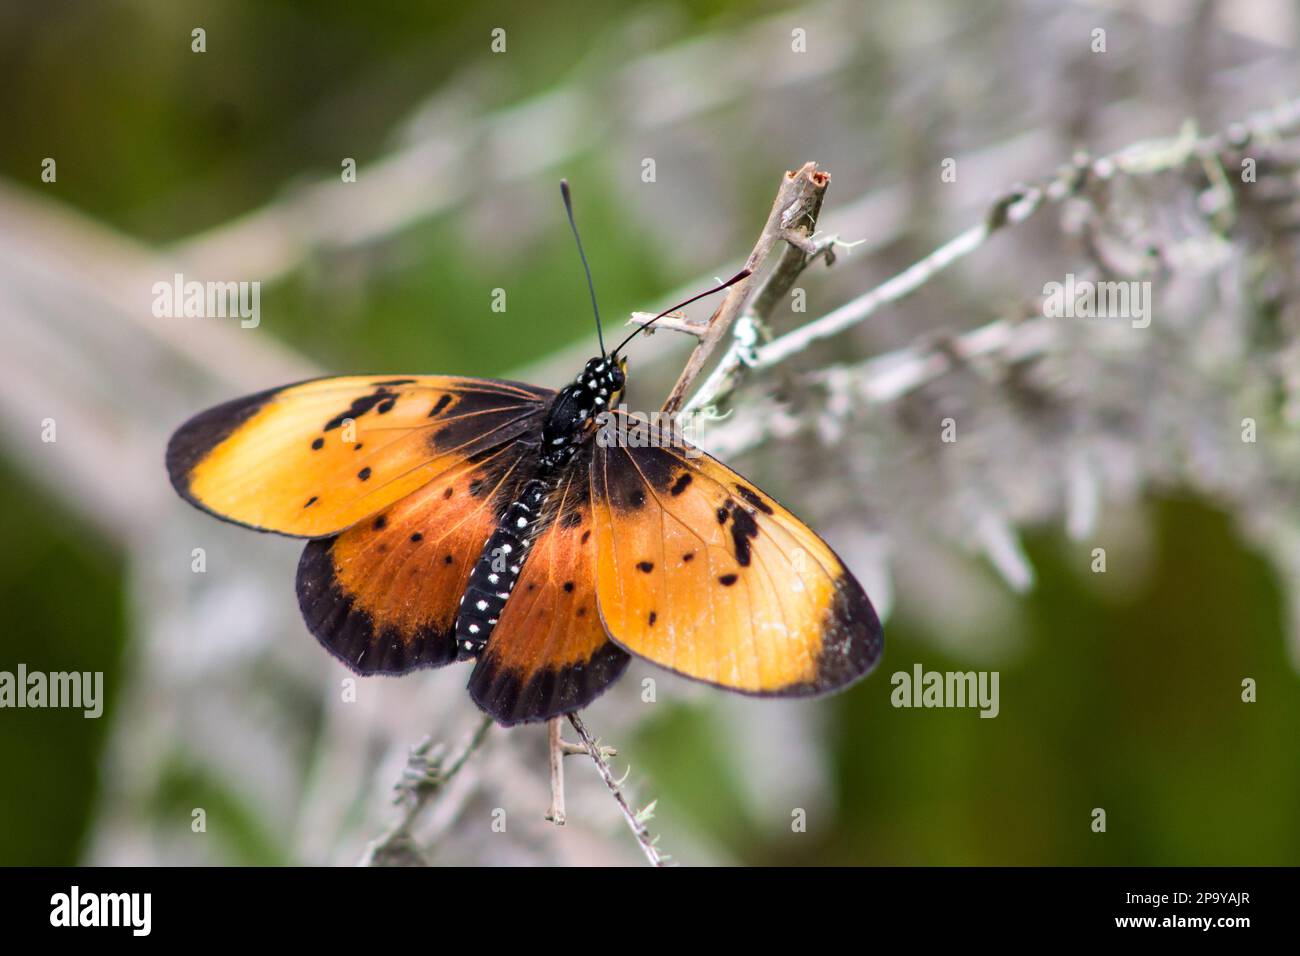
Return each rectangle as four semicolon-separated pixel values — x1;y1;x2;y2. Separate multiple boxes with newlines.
537;356;626;468
454;356;625;659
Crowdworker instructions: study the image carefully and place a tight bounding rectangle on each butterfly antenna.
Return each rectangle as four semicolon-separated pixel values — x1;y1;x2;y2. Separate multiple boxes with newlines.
611;267;752;357
560;180;605;357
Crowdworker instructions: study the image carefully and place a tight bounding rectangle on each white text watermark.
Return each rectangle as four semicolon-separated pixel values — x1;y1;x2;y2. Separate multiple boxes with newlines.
0;664;103;718
152;272;260;328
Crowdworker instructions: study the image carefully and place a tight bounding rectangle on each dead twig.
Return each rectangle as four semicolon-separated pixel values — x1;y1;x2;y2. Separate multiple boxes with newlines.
561;740;616;757
660;161;831;416
567;712;667;867
545;717;566;826
361;715;493;866
626;310;708;338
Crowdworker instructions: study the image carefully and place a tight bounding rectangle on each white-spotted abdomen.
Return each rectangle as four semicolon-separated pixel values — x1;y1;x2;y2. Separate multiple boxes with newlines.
454;478;549;658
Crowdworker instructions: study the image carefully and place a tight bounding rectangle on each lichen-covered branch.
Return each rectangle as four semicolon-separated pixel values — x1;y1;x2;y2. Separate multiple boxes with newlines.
687;97;1300;417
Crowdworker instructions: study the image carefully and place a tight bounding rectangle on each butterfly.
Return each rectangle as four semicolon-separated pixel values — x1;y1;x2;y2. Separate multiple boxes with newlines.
166;182;883;726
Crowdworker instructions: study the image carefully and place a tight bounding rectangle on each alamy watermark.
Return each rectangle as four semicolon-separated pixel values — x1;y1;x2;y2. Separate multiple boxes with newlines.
595;406;702;457
50;886;150;936
891;663;999;718
152;272;260;328
0;664;103;718
1043;272;1151;329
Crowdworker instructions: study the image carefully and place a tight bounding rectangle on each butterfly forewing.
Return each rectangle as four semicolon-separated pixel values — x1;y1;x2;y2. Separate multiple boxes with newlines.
166;375;550;537
589;415;882;696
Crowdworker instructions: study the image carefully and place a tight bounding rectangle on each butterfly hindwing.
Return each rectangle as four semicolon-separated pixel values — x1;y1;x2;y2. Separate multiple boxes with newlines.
297;441;538;674
468;460;630;725
589;416;882;696
167;375;550;538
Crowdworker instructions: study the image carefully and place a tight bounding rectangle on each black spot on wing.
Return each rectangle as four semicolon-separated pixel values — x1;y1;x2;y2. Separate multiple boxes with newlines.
734;484;774;514
466;639;630;727
323;389;394;432
728;506;759;567
670;473;693;496
428;394;453;417
295;538;457;675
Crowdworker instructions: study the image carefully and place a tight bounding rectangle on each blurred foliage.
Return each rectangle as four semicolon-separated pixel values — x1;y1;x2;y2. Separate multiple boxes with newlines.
266;162;671;380
151;758;293;866
0;458;124;866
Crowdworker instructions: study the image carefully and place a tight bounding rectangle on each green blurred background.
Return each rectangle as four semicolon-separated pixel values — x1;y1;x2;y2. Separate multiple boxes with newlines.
1;0;1297;865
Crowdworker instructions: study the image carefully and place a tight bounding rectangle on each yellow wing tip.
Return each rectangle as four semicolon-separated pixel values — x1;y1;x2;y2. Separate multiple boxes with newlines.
166;384;285;503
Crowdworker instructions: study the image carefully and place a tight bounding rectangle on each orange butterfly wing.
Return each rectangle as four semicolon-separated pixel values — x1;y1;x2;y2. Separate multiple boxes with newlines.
167;375;549;538
467;460;629;725
297;440;538;673
589;417;882;696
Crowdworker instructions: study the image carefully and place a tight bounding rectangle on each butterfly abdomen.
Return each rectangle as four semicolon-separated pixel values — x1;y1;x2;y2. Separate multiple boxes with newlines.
454;477;552;659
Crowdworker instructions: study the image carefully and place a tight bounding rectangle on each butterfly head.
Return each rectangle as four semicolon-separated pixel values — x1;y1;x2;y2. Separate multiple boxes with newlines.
578;355;626;408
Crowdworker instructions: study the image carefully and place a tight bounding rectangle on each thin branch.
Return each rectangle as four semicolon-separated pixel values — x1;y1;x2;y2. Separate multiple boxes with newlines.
627;310;707;338
660;161;831;415
544;717;566;826
567;713;667;867
361;715;493;866
684;229;847;415
561;740;616;757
